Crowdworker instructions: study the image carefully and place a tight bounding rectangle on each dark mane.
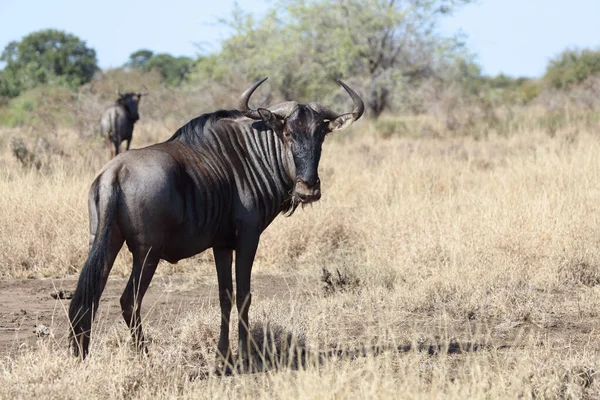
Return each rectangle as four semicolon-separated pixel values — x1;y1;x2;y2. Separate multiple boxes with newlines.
167;109;244;144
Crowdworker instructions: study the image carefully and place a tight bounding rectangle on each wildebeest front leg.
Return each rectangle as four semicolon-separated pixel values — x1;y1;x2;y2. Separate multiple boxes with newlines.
126;139;131;151
213;247;234;374
235;226;260;370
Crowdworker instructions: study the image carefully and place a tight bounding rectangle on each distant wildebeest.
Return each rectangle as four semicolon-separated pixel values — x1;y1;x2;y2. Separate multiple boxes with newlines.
69;78;364;370
100;89;146;157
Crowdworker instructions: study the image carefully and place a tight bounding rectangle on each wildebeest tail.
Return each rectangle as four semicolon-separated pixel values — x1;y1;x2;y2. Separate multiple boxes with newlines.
68;176;119;358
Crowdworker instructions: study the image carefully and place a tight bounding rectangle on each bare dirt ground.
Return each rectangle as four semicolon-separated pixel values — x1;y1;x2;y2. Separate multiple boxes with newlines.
0;273;301;357
2;271;600;398
2;272;599;358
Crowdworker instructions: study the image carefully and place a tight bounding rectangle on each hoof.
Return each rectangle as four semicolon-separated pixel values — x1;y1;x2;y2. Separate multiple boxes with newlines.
215;353;236;376
214;365;235;377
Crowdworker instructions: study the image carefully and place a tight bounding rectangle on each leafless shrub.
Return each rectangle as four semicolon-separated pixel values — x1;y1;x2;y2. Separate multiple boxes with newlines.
9;135;69;172
249;322;309;371
558;259;600;287
10;137;40;170
321;266;361;296
564;365;596;389
531;364;596;400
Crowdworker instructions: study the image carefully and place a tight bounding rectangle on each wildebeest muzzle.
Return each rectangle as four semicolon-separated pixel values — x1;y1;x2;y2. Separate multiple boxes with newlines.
294;177;321;203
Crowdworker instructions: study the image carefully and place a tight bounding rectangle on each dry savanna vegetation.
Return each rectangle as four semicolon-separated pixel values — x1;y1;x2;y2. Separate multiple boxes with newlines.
1;102;600;399
3;1;600;396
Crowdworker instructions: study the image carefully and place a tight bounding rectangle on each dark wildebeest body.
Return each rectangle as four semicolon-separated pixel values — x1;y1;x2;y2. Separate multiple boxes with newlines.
100;91;144;157
69;79;364;371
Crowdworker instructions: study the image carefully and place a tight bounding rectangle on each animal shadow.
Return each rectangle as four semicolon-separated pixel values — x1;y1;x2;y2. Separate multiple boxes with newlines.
220;321;505;375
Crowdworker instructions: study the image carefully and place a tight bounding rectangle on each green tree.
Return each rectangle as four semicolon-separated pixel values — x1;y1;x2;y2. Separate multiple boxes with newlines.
544;48;600;90
194;0;472;117
126;50;195;86
0;29;98;97
145;54;195;86
127;49;154;70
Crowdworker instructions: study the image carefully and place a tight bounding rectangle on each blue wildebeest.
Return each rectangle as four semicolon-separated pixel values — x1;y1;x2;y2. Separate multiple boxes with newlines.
100;89;146;157
69;78;364;370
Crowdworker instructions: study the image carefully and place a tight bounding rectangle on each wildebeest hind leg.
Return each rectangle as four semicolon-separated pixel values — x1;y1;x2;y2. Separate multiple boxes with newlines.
213;247;234;374
120;246;160;354
69;191;124;359
105;136;114;159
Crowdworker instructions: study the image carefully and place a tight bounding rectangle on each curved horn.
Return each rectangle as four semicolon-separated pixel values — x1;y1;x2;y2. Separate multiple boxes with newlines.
239;77;269;119
310;81;365;123
336;80;365;121
116;87;123;98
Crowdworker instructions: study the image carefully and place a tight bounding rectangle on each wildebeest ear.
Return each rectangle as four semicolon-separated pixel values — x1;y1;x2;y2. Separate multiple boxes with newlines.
258;108;283;133
328;113;354;133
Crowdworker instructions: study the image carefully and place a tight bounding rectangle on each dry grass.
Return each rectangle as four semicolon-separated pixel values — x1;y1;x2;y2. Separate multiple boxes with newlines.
2;115;600;398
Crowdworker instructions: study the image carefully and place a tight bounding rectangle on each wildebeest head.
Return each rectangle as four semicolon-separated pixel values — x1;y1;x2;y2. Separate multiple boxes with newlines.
239;78;364;209
116;89;145;122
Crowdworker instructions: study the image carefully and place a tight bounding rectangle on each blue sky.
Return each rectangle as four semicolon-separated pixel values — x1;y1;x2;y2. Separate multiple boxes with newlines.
0;0;598;78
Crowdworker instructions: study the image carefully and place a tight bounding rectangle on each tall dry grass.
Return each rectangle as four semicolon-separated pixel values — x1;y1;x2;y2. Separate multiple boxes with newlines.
1;111;600;398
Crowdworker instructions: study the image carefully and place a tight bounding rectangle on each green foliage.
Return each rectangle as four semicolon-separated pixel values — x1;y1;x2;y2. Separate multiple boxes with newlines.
544;48;600;90
127;50;195;86
0;85;75;127
193;0;473;117
0;69;21;98
146;54;195;86
0;29;98;97
536;110;600;137
482;75;541;105
127;49;154;70
445;57;541;106
449;58;485;96
518;80;541;104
